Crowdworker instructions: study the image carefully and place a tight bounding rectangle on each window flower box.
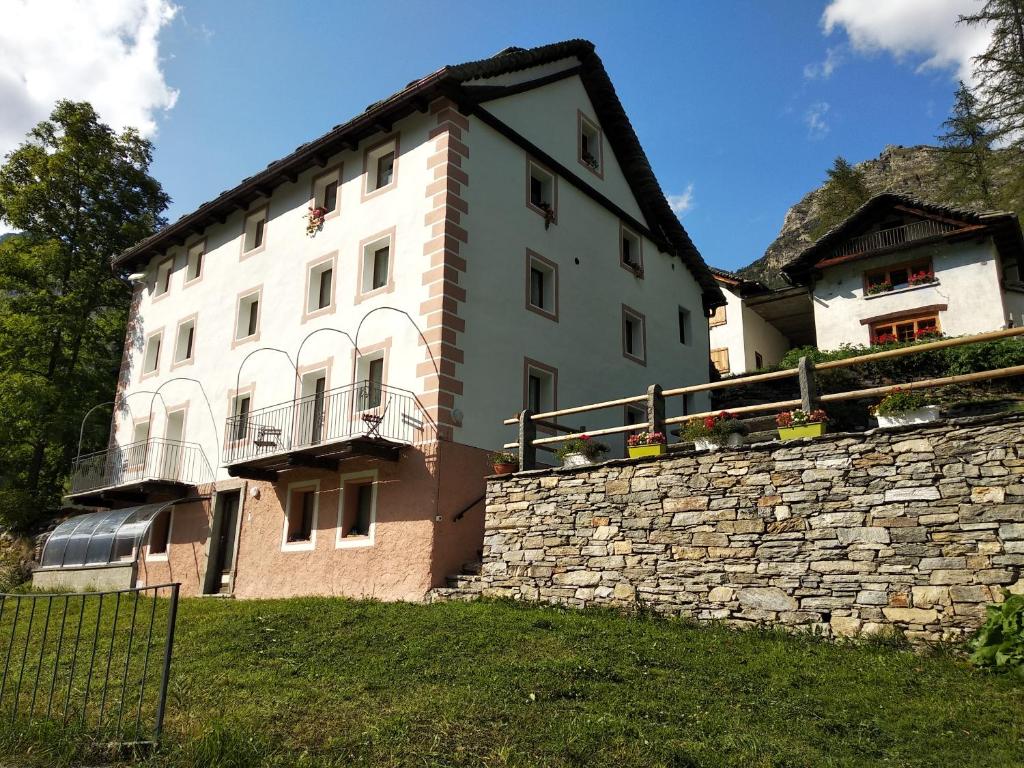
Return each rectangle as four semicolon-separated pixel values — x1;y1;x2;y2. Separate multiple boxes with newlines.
877;405;940;428
682;412;747;451
627;431;666;459
776;409;828;441
556;436;608;468
693;433;743;452
871;388;940;428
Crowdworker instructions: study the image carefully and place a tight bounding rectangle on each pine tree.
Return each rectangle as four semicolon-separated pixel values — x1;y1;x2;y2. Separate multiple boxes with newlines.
812;157;871;237
938;81;995;207
960;0;1024;145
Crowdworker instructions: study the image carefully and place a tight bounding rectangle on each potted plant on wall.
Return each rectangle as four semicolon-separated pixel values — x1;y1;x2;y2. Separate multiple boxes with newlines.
627;431;667;459
682;412;747;451
556;435;609;468
871;388;940;428
306;205;327;237
775;409;828;441
489;451;518;476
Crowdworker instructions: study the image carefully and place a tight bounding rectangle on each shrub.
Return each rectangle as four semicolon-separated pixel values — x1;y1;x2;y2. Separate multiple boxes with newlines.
555;435;609;462
970;591;1024;678
681;412;747;442
873;387;933;416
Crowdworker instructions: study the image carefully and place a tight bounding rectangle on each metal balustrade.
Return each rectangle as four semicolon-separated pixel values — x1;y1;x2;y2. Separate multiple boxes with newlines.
70;439;214;494
222;380;428;465
830;219;956;260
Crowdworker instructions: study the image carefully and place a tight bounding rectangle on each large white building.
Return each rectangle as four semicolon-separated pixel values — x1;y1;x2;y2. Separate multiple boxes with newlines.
39;41;723;600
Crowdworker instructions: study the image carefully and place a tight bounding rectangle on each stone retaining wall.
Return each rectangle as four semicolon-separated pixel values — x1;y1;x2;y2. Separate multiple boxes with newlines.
474;413;1024;640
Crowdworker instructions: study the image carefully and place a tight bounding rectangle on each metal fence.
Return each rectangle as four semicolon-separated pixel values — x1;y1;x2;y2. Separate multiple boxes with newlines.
223;379;430;464
71;438;214;494
0;584;179;746
831;218;956;259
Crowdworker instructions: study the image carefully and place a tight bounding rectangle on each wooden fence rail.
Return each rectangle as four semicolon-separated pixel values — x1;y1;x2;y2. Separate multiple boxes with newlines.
503;326;1024;469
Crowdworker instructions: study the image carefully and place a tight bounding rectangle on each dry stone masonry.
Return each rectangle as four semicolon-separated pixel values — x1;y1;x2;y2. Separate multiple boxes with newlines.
461;413;1024;641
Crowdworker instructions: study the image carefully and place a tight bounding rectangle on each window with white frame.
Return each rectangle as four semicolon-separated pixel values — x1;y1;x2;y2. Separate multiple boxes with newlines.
132;420;150;445
526;251;557;321
622;306;646;364
154;258;173;297
528;161;556;221
678;307;692;345
283;483;317;549
242;207;267;254
579;112;602;174
338;471;377;545
312;168;340;215
306;258;335;314
525;361;556;414
365;139;397;194
142;332;162;375
231;392;252;442
147;508;172;558
235;291;260;341
356;354;385;410
185;242;204;283
360;233;392;295
621;226;642;273
173;318;195;365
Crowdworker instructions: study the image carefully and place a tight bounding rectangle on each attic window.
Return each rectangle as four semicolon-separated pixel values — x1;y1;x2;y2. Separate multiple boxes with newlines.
620;225;643;275
312;167;341;217
154;258;173;298
364;137;398;198
242;207;268;255
527;160;556;226
864;259;934;294
578;112;602;176
185;241;204;284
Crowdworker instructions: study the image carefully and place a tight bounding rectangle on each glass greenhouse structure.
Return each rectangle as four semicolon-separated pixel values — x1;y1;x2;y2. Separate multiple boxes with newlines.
39;503;171;570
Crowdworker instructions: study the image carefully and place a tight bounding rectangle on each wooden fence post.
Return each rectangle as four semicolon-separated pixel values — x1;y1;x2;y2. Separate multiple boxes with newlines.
647;384;666;435
798;356;819;412
518;409;536;471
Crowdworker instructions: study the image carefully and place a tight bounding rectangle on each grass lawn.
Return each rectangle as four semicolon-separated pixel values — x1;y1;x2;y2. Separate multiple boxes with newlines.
0;597;1022;767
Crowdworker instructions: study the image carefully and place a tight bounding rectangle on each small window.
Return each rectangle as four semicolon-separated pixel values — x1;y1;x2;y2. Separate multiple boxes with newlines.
312;167;341;216
242;207;268;254
306;258;335;315
173;318;195;365
154;258;173;298
285;486;317;546
360;233;393;296
622;306;647;365
711;348;730;375
620;226;643;274
678;308;692;345
185;242;204;283
709;304;727;327
132;420;151;445
148;509;171;557
235;291;261;342
527;161;556;223
142;332;162;376
870;314;940;344
339;476;375;543
524;359;556;415
231;393;251;441
356;354;385;410
365;138;398;196
865;259;934;294
755;351;764;370
579;113;603;175
526;251;558;321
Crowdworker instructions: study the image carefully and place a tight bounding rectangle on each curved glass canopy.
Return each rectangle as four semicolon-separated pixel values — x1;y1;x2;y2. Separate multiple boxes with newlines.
40;503;170;569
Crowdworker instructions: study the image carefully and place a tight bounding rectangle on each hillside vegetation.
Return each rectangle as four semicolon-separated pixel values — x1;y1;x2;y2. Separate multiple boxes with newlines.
1;597;1022;768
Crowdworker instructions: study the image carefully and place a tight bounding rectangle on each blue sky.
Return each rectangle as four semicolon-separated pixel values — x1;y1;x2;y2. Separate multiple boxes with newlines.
0;1;989;271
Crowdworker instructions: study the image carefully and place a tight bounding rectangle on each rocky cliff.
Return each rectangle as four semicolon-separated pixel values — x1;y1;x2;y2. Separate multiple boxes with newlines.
738;145;1007;288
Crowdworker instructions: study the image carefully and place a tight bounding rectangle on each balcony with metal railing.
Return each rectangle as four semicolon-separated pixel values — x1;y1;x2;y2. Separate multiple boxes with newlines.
69;437;215;505
825;219;958;263
222;380;430;481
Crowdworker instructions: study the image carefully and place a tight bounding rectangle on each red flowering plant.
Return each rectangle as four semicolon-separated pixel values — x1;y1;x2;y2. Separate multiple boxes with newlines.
306;205;328;237
776;409;828;428
873;332;898;345
866;279;893;295
908;269;937;287
555;434;609;462
681;411;747;442
914;326;940;340
627;431;666;447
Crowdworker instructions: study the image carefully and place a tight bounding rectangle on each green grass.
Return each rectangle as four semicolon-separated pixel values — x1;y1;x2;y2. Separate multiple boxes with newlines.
1;597;1023;767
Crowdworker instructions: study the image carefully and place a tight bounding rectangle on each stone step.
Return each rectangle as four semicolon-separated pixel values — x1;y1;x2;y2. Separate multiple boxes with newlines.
447;573;482;590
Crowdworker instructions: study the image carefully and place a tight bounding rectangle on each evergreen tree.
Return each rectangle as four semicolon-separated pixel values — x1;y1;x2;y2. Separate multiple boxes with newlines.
0;101;168;527
938;81;996;206
960;0;1024;145
812;157;871;237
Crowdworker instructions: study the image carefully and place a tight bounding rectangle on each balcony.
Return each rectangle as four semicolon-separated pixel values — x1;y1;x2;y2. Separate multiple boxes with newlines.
69;438;215;507
222;380;430;481
825;219;958;264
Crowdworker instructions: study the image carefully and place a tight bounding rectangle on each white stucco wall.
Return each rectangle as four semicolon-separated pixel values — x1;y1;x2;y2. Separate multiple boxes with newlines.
811;239;1008;350
708;284;791;375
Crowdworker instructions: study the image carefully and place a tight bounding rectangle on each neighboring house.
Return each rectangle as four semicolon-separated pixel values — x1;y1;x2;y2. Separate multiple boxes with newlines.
708;268;793;375
782;194;1024;349
37;41;723;600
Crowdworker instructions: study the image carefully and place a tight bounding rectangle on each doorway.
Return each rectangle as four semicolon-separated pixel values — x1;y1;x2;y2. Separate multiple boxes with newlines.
204;490;240;595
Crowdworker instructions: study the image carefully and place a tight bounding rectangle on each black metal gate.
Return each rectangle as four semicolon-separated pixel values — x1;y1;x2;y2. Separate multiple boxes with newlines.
0;583;179;746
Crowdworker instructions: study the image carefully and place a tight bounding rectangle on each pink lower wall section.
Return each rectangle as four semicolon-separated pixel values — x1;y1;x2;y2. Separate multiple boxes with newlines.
137;440;492;601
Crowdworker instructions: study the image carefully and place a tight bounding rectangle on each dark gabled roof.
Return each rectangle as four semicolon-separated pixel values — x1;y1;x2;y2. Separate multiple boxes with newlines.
781;192;1024;285
710;266;770;297
116;40;723;308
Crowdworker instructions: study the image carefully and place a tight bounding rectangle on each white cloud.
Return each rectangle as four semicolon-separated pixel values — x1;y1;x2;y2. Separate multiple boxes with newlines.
805;102;831;138
821;0;992;83
666;184;694;216
804;46;843;79
0;0;179;161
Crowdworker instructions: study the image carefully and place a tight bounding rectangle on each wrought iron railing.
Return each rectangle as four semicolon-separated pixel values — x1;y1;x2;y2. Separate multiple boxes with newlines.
830;219;957;260
222;380;430;465
71;439;214;494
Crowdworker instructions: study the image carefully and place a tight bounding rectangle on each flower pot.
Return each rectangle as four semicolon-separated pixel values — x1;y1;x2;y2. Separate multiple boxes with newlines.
777;422;827;441
693;433;743;451
492;462;518;476
561;452;594;468
876;405;940;429
628;443;667;459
